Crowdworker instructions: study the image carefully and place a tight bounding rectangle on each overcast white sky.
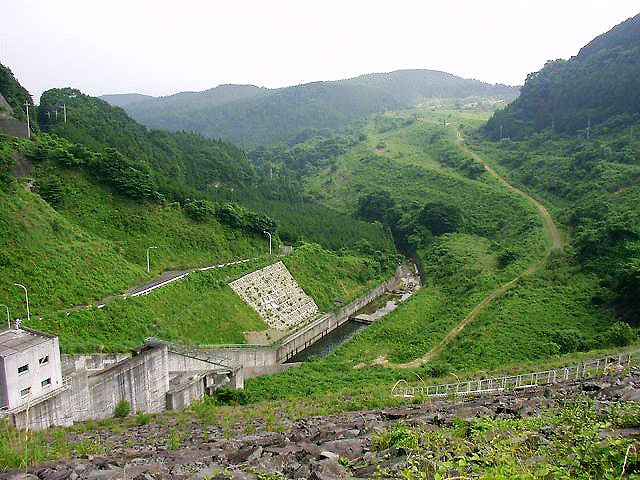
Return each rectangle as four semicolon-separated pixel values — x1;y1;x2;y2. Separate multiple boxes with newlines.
1;1;638;102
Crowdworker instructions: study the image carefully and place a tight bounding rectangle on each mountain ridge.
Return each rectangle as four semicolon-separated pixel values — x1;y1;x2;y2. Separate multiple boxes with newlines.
102;69;518;146
486;12;640;138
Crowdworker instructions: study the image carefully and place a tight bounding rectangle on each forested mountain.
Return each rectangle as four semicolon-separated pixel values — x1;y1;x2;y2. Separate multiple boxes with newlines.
101;84;266;113
0;64;33;121
103;69;518;146
481;15;640;322
486;13;640;139
0;65;395;345
37;87;392;251
40;88;257;198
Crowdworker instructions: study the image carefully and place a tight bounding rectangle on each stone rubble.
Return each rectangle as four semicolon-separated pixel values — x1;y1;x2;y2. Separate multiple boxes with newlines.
4;369;640;479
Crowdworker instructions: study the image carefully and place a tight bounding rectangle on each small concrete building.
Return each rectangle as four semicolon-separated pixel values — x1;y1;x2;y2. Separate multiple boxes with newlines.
0;327;64;410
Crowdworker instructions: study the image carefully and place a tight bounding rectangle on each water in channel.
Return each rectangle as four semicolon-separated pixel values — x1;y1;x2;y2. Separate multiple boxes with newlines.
285;263;421;363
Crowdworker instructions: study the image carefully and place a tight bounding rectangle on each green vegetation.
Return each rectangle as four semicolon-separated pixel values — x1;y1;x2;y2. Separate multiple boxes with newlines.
478;113;640;324
243;105;625;401
40;88;256;198
0;138;267;318
223;194;394;252
26;259;269;353
39;85;397;253
365;399;640;479
282;243;399;311
113;400;131;419
0;71;399;355
245;16;640;400
21;243;394;353
108;69;516;146
487;13;640;138
0;64;33;120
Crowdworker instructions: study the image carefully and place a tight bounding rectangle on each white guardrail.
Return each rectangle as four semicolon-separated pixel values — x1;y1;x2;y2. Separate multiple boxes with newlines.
392;352;636;399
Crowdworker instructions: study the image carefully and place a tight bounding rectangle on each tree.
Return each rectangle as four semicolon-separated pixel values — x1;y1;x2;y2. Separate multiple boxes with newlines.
183;198;215;222
355;191;399;226
416;201;462;235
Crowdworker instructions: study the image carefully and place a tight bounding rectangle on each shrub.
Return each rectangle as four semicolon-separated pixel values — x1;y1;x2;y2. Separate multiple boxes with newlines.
210;387;249;406
371;423;420;451
34;175;64;207
133;411;151;426
183;198;215;221
602;321;636;347
113;399;131;418
167;428;181;450
416;201;462;236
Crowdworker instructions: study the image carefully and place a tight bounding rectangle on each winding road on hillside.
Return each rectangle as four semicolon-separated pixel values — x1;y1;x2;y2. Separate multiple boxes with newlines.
383;129;563;369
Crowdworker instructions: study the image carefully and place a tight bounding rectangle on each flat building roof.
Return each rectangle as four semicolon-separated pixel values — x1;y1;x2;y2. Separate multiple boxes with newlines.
0;327;53;357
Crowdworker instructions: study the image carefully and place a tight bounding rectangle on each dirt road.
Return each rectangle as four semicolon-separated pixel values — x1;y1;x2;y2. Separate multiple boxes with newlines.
385;129;563;368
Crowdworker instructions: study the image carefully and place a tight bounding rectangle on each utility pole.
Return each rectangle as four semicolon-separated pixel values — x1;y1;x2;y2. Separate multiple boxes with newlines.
263;231;272;255
23;103;30;138
62;103;67;123
55;110;58;121
146;246;158;273
13;283;30;326
0;304;9;328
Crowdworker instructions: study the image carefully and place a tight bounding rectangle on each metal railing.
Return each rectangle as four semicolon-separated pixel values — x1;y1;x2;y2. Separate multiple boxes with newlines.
392;352;636;399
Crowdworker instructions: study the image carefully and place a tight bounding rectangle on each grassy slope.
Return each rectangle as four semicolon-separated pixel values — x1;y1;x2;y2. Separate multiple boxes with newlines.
0;167;266;318
245;107;617;401
51;169;265;272
0;184;145;315
25;242;395;353
28;259;271;353
282;242;394;311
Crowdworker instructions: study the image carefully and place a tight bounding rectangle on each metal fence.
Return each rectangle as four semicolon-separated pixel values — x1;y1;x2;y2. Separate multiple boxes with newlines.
392;352;636;399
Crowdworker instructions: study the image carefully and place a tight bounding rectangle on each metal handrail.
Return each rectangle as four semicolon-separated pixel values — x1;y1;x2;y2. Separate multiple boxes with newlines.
393;351;635;399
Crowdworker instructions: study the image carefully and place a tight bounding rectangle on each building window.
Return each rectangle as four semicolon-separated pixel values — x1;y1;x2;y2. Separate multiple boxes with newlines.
17;364;29;375
39;355;49;366
20;387;31;397
41;378;51;388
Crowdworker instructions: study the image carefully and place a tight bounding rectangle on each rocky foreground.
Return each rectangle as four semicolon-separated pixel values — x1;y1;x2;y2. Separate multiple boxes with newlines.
4;370;640;480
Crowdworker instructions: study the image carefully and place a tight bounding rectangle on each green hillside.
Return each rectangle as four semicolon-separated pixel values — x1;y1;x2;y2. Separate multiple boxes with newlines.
487;13;640;138
104;69;517;146
245;105;626;401
0;134;267;318
98;93;154;108
0;65;397;353
482;16;640;323
40;87;394;252
39;88;256;198
0;64;33;120
25;243;396;353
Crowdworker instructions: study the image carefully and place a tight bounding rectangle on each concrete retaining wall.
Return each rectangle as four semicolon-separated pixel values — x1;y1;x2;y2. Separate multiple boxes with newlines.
62;353;131;374
188;267;404;376
80;344;170;420
166;372;231;410
10;386;73;430
276;269;402;362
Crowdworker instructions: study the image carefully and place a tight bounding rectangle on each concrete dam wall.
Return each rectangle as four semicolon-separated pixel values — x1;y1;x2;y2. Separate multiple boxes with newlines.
188;266;406;376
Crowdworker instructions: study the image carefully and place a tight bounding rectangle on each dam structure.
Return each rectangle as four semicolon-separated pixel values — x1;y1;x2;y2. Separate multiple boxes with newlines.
2;261;419;430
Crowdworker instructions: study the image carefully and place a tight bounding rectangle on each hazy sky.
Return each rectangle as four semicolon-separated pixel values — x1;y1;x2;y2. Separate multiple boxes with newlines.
1;1;638;102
